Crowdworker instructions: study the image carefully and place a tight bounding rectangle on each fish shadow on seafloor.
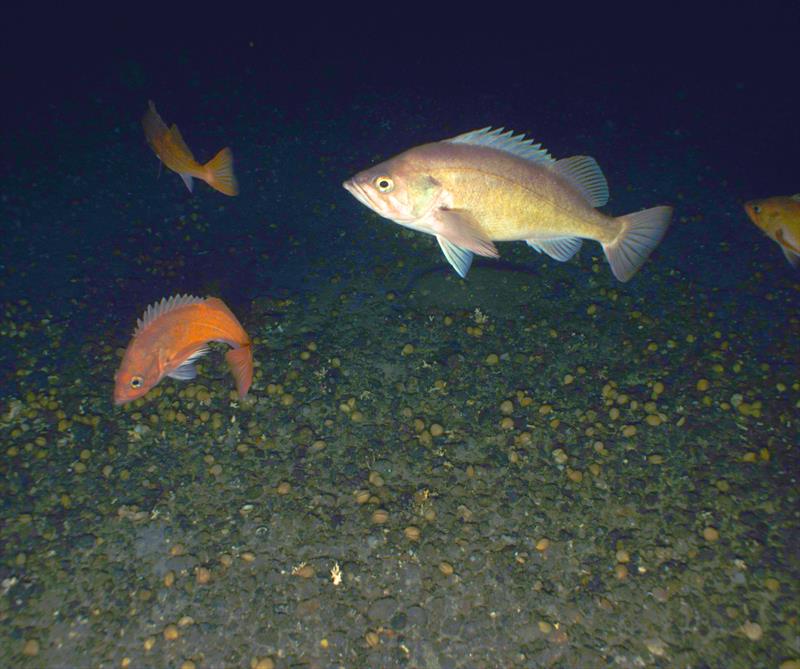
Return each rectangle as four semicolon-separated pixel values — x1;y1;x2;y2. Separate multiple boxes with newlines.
394;259;544;304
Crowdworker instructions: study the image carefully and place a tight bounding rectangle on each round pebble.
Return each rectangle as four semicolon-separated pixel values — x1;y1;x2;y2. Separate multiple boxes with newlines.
251;658;275;669
371;509;389;524
22;639;39;657
404;526;421;541
739;620;763;641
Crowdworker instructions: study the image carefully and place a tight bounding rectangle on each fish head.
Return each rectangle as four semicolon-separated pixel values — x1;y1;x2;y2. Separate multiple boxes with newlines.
744;198;787;239
343;154;443;227
113;345;163;405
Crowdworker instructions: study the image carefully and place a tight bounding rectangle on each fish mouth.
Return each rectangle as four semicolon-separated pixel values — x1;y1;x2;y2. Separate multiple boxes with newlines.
343;178;379;212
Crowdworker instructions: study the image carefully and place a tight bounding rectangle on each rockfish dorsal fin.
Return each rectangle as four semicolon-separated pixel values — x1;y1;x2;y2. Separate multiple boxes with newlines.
446;127;555;165
135;294;206;336
552;155;610;208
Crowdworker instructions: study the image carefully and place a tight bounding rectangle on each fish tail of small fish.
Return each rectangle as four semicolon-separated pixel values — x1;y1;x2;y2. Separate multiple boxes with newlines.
603;206;673;282
203;147;239;196
225;342;253;398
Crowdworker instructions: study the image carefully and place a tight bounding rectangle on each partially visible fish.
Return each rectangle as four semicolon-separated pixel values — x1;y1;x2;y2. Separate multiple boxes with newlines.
114;294;253;405
142;101;239;196
343;127;672;281
743;194;800;267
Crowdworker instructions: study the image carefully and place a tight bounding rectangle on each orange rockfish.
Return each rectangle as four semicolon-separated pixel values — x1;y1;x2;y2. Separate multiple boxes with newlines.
114;294;253;405
343;127;672;281
142;100;239;196
743;194;800;267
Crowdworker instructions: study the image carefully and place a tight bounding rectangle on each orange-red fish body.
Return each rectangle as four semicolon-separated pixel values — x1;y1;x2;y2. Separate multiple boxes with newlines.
142;101;239;196
744;194;800;267
114;295;253;405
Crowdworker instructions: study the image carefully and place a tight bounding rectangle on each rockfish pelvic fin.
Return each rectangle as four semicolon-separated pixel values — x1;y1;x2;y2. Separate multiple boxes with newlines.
437;236;474;278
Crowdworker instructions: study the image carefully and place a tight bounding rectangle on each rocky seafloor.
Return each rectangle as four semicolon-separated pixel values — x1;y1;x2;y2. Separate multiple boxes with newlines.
1;91;798;668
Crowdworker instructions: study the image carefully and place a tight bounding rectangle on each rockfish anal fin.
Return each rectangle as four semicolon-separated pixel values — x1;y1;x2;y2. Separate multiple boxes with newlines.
526;237;583;262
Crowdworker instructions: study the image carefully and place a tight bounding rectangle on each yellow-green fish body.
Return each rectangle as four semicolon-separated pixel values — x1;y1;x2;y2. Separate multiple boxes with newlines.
344;127;672;281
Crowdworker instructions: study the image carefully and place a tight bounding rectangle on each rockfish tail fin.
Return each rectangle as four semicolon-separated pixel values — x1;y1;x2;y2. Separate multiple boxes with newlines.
203;147;239;196
603;206;672;282
225;343;253;398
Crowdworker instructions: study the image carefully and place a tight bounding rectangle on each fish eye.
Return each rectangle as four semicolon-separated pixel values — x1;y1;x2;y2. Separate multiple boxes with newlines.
374;176;394;193
130;375;144;389
752;205;761;214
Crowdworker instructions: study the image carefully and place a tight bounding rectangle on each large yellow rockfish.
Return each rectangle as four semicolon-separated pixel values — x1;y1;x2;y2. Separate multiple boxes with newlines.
344;127;672;281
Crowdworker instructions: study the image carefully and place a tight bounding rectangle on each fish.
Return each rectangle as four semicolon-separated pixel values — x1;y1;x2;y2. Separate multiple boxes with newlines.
142;100;239;196
114;294;253;405
743;194;800;268
343;127;672;281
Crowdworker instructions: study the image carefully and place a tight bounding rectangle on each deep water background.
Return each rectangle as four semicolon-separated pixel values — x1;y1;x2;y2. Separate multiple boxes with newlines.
2;6;798;327
1;4;799;668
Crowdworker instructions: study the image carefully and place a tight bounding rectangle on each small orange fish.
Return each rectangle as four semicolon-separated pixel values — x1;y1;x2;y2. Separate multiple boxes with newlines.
744;194;800;267
142;100;239;196
114;295;253;405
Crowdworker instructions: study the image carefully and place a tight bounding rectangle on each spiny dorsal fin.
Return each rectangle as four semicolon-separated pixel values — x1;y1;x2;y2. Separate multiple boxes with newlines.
552;155;610;208
135;294;206;336
446;127;554;165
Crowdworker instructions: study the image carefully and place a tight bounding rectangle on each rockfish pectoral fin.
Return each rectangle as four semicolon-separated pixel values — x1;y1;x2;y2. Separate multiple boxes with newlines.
167;347;209;381
434;209;499;257
603;206;672;282
432;209;498;278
